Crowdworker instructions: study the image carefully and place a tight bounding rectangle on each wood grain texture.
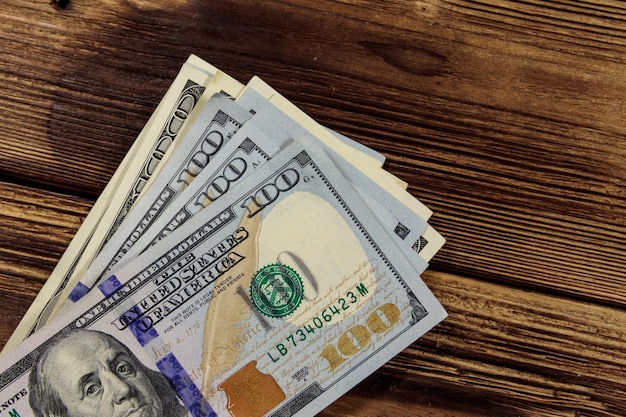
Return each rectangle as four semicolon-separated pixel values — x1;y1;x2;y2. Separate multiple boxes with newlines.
0;0;625;415
0;180;91;344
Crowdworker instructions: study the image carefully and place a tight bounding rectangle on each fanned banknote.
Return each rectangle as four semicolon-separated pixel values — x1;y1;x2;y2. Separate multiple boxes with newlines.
1;55;447;417
64;92;415;304
237;78;427;219
0;141;445;417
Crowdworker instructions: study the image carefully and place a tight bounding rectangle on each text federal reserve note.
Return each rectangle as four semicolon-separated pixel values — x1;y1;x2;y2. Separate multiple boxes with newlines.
67;94;253;301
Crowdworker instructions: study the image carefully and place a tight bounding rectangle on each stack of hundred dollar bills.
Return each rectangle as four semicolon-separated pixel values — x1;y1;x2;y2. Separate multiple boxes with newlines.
0;55;447;417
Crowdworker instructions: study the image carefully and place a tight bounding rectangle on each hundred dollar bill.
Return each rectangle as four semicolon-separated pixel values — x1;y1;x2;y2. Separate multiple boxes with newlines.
132;70;245;210
61;69;388;304
236;84;393;187
1;55;226;353
237;81;382;169
63;65;243;314
66;94;253;302
69;73;426;301
238;78;410;190
192;97;442;265
123;105;439;275
326;128;386;167
52;73;246;305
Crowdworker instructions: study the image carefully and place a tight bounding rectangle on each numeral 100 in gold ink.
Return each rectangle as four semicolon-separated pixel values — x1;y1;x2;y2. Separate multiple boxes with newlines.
320;303;401;371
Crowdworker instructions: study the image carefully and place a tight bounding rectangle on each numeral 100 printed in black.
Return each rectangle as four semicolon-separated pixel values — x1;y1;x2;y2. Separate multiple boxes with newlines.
240;168;300;217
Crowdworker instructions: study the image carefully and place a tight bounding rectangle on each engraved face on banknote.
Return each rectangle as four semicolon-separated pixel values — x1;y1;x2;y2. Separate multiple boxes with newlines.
27;329;188;417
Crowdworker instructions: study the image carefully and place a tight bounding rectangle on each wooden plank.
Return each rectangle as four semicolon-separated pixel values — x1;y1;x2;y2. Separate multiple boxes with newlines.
2;1;624;191
0;180;91;344
0;2;165;194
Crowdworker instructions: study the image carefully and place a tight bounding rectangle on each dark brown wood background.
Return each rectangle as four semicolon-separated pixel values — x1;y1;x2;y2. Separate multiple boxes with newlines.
1;1;625;416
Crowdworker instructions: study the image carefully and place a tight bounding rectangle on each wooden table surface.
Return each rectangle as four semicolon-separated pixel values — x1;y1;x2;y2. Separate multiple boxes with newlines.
1;1;625;416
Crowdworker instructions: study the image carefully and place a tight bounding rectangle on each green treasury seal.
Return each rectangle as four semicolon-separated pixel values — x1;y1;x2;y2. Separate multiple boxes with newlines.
250;264;304;318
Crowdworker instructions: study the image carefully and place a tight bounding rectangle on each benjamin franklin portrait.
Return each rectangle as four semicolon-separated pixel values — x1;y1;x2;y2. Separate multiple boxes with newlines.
28;328;188;417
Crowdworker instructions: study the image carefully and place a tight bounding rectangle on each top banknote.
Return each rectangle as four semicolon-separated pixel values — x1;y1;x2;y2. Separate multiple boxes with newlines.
0;55;446;417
